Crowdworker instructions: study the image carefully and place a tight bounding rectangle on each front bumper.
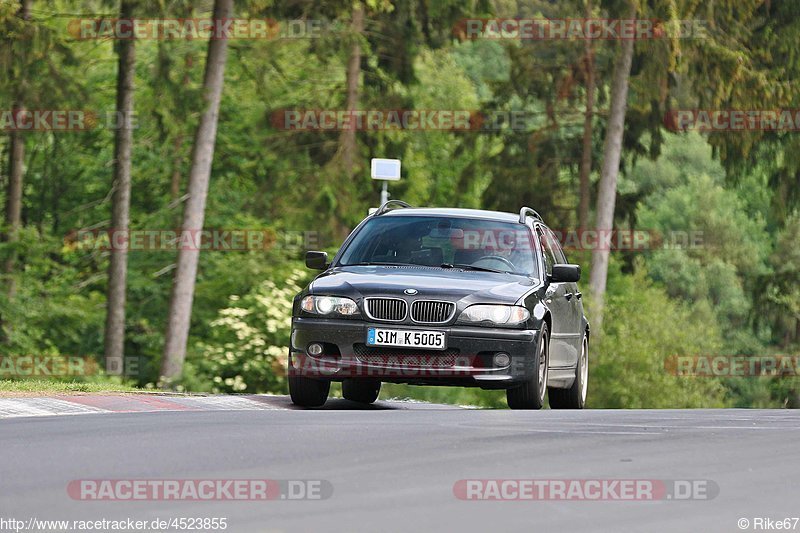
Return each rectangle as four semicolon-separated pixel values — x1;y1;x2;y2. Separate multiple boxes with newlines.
289;317;540;389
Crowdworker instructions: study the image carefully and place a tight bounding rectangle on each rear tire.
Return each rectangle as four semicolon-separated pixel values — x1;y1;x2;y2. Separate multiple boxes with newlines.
289;375;330;407
549;332;588;409
342;379;381;404
507;324;549;410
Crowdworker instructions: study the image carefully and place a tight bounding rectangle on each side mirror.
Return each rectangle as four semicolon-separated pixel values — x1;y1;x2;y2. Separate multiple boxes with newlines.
550;264;581;283
305;251;329;270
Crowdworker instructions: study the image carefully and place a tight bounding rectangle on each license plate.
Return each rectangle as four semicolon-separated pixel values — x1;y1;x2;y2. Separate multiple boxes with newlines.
367;328;446;350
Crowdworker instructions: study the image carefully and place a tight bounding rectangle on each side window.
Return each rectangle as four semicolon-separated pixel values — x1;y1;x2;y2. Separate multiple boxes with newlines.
536;227;556;275
545;228;567;264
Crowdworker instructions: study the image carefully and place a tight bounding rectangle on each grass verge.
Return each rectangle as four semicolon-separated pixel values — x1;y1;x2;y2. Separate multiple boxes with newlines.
0;379;136;396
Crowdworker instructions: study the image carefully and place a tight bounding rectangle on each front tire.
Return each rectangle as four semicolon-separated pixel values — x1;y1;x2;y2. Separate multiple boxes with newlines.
507;323;549;410
289;375;330;407
342;379;381;404
549;332;588;409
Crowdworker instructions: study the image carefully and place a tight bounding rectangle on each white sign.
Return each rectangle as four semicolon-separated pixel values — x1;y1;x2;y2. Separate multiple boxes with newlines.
371;158;401;181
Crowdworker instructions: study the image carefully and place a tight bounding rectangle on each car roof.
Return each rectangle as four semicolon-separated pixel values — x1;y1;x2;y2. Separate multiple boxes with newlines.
377;207;524;224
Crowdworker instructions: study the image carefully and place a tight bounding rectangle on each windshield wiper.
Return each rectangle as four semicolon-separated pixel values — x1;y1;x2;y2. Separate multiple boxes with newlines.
440;263;507;274
350;261;418;267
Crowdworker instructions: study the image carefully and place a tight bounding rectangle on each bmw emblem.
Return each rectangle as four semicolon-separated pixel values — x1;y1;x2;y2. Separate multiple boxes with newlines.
404;288;418;295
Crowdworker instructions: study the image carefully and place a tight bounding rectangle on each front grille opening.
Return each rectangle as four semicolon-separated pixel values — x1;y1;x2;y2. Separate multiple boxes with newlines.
353;343;461;367
410;300;455;323
365;297;407;321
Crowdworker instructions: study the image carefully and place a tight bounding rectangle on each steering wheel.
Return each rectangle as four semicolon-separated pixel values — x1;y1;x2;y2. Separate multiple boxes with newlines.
475;255;515;269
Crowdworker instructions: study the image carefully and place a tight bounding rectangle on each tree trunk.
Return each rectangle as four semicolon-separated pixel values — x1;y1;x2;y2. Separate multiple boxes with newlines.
588;3;636;333
578;0;595;231
170;134;184;200
0;0;31;342
339;4;363;176
161;0;232;382
170;53;193;200
4;127;24;299
103;0;136;376
3;0;32;302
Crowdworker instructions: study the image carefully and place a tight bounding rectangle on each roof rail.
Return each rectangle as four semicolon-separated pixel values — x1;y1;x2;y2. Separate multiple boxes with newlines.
374;200;413;216
519;206;543;224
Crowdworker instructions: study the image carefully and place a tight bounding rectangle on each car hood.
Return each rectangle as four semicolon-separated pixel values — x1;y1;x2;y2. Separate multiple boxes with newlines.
309;265;540;305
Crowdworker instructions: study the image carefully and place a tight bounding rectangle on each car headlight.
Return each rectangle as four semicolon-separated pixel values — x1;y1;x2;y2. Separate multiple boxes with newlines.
458;304;530;326
301;295;358;316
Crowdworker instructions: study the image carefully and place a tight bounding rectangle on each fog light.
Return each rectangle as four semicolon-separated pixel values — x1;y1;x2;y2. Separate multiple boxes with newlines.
307;343;324;356
494;352;511;367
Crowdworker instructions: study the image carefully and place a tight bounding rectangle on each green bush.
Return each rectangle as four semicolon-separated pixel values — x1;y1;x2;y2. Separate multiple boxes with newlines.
590;265;728;408
179;270;306;393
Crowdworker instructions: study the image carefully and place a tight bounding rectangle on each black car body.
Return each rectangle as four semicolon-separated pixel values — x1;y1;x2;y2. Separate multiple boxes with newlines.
289;203;589;409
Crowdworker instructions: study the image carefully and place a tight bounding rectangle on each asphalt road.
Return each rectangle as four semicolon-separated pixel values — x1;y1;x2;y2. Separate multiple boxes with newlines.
2;399;800;533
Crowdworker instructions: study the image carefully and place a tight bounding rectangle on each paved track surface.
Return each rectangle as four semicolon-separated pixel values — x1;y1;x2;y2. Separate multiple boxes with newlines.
2;397;799;532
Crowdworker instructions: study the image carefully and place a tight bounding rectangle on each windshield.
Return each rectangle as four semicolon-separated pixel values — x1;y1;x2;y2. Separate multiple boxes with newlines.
338;215;539;277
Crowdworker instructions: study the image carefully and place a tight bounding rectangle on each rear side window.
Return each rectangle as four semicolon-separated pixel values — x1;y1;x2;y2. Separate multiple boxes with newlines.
536;227;557;275
545;228;567;263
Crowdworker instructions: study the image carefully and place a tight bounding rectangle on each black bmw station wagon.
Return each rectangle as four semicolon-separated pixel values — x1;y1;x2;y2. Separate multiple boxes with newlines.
289;202;589;410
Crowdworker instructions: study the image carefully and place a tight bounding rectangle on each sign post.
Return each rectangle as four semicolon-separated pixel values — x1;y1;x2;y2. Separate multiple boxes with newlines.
371;158;401;207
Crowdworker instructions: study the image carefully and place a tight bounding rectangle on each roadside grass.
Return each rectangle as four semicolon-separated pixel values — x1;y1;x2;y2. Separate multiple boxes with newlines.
0;378;136;396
